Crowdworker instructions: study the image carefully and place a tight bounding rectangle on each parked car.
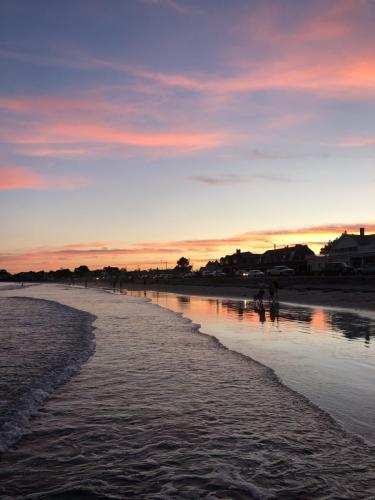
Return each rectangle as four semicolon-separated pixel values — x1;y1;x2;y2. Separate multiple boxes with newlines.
201;270;226;277
321;262;355;276
266;266;295;276
235;269;249;277
213;271;226;277
356;265;375;275
247;269;265;278
182;272;195;278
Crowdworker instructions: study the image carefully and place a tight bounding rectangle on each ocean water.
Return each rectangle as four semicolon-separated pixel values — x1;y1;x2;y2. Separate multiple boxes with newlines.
0;294;95;452
129;291;375;444
0;284;375;499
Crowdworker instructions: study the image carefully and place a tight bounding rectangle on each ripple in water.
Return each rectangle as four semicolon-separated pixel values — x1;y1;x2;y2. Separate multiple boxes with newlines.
0;296;95;452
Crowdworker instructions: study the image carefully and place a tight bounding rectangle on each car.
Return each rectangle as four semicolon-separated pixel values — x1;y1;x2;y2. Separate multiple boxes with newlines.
213;271;226;277
321;262;355;276
182;272;195;278
266;266;295;276
247;269;265;278
201;270;216;277
201;270;225;277
356;265;375;275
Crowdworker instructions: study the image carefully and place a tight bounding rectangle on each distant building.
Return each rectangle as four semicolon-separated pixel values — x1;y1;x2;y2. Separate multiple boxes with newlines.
220;249;260;275
259;244;314;272
306;255;328;274
324;227;375;268
200;260;223;276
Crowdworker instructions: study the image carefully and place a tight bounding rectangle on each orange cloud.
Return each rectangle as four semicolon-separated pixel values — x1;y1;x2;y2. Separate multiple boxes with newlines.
0;166;87;190
2;222;374;272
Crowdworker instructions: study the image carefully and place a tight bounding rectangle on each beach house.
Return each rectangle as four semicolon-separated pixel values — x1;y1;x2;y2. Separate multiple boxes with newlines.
220;249;260;275
324;228;375;268
259;244;314;273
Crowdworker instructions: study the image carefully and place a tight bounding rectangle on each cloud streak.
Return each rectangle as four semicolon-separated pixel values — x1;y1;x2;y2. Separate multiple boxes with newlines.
0;166;87;191
2;119;227;153
187;174;291;185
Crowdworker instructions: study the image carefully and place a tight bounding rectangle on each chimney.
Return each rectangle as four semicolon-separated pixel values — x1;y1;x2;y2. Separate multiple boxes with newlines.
360;227;365;237
236;248;241;254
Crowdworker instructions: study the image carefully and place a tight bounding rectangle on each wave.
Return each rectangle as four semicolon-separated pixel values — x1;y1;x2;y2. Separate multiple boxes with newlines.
0;296;96;453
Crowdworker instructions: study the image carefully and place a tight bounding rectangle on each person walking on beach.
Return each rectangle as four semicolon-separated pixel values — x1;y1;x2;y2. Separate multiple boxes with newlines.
269;282;275;302
273;280;279;301
254;289;265;309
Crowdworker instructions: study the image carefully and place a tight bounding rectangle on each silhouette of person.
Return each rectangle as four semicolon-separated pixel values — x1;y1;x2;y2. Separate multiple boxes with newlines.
269;282;275;302
253;289;265;309
273;280;279;301
258;303;266;323
269;301;280;323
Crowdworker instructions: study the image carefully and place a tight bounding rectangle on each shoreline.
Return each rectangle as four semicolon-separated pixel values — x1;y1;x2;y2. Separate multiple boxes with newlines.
2;284;375;498
122;282;375;314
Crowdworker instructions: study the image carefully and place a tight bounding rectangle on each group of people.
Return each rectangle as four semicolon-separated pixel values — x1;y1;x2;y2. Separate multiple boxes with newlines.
253;280;279;309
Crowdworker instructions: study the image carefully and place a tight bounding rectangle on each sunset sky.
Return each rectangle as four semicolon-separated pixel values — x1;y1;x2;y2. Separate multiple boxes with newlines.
1;0;375;272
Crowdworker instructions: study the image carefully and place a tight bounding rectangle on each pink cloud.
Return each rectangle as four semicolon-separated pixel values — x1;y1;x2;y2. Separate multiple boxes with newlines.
127;56;375;98
4;120;227;152
19;146;92;158
341;136;375;147
0;166;87;190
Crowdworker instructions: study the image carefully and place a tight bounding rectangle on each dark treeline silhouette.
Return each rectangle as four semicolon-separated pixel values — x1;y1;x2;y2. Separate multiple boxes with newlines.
0;258;194;284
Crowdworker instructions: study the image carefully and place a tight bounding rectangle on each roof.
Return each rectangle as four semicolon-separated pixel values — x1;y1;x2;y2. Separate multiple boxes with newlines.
262;244;314;257
344;234;375;246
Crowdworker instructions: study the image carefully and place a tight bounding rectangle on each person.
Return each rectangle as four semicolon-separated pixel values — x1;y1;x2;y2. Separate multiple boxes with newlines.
269;282;275;302
269;301;279;322
258;306;266;323
253;289;265;309
273;280;279;301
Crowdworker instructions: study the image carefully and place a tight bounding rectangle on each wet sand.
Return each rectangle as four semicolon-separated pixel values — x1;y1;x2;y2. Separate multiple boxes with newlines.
122;282;375;314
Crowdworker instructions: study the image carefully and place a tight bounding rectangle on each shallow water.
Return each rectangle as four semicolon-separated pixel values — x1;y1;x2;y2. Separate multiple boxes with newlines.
0;296;95;452
129;290;375;444
1;284;375;499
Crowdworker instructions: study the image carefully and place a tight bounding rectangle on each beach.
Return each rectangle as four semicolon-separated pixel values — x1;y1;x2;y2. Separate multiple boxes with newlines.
1;283;375;498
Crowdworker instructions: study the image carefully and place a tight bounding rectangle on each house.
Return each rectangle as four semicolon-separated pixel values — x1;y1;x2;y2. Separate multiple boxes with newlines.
220;249;260;275
305;255;328;274
200;260;223;276
324;228;375;268
259;244;314;272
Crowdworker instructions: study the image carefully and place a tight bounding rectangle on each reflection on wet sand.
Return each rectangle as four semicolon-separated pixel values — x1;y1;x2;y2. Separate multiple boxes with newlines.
127;289;375;441
139;290;373;345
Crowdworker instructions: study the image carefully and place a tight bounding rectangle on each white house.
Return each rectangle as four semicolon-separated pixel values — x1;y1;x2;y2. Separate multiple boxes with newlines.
326;228;375;268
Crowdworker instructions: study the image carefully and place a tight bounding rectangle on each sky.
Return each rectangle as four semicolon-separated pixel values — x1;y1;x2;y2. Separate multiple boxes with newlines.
1;0;375;272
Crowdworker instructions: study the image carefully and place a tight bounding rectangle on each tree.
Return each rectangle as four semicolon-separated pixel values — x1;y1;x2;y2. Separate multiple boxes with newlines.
103;266;120;278
175;257;192;272
0;269;12;281
74;265;90;276
320;237;339;255
54;268;72;280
